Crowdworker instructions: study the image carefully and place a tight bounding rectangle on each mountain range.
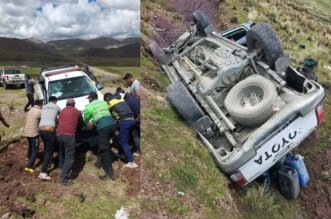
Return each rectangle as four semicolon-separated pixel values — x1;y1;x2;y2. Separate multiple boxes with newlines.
0;36;140;64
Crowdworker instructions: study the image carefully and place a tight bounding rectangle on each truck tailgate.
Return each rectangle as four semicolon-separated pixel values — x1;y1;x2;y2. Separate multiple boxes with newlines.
239;110;318;183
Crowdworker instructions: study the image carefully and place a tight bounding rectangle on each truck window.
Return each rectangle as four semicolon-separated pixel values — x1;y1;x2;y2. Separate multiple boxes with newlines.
4;69;21;74
222;27;248;46
48;76;97;100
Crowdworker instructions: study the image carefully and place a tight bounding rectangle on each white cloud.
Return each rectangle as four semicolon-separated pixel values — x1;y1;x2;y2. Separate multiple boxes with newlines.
0;0;140;41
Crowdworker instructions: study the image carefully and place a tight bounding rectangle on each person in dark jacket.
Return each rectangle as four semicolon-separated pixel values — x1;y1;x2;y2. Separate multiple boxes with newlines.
104;92;138;168
24;75;35;112
116;87;141;154
56;98;83;186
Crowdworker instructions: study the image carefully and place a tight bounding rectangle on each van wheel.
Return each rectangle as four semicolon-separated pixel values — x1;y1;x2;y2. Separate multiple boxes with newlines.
192;10;211;36
224;74;277;127
246;23;283;70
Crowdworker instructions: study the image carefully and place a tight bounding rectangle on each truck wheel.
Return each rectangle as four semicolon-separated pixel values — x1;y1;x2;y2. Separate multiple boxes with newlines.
148;41;171;65
192;10;210;36
224;74;277;127
246;23;283;70
21;84;25;88
167;81;205;125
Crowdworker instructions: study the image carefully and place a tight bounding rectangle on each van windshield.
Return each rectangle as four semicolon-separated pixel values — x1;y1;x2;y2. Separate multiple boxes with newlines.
48;76;97;100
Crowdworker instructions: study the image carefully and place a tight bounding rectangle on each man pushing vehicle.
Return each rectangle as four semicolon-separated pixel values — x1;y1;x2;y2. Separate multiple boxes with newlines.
83;91;117;181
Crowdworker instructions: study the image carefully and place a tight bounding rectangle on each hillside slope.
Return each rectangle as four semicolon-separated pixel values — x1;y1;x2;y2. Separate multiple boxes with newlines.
82;43;140;58
141;0;331;218
0;37;69;64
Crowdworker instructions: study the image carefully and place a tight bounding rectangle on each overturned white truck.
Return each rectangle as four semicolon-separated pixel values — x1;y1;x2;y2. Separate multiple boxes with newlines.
149;11;325;186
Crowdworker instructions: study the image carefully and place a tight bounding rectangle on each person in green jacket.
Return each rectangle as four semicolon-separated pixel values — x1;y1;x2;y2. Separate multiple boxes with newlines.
84;91;117;181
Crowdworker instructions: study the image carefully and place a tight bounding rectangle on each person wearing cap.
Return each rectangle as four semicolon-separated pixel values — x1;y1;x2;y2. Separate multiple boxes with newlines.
104;92;138;168
84;91;117;180
38;96;61;180
56;98;82;186
115;87;141;155
24;99;43;173
124;73;141;97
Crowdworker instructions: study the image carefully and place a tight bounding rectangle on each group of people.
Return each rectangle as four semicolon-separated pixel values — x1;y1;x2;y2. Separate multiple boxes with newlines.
23;73;141;186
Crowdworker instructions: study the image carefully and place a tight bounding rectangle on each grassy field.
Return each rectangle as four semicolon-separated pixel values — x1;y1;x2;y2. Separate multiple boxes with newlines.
141;68;238;217
98;66;141;78
221;0;331;81
19;67;41;75
0;87;27;140
76;57;139;67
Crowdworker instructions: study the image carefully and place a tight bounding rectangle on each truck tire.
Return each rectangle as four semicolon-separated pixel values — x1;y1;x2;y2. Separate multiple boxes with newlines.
192;10;210;36
167;81;205;125
148;41;171;65
246;23;283;70
224;74;277;127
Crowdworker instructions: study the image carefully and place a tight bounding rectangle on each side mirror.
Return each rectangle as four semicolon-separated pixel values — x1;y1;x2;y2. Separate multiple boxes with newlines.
96;82;104;90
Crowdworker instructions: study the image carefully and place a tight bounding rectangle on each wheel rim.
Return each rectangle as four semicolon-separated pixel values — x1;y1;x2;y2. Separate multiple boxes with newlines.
240;88;264;109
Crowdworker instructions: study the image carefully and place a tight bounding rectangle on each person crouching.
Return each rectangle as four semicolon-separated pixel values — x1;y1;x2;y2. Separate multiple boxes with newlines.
104;92;137;168
56;98;83;186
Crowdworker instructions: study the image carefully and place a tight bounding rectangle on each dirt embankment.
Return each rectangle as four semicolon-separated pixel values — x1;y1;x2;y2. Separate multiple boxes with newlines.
0;138;142;218
297;131;331;218
144;0;222;48
0;139;50;217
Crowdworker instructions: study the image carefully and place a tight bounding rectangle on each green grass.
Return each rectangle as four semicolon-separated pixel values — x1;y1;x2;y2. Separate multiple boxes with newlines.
0;87;27;140
140;55;170;91
237;184;304;219
76;57;139;67
19;67;41;75
222;0;331;81
142;100;236;218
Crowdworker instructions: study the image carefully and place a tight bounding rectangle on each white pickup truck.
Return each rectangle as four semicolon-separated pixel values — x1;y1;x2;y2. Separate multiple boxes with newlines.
0;67;25;89
148;11;325;186
37;66;104;111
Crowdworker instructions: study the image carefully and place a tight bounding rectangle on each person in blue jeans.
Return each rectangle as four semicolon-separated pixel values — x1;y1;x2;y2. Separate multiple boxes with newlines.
116;87;141;155
104;92;137;168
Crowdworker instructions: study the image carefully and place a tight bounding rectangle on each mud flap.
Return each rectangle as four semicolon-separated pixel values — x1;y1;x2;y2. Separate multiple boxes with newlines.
167;81;205;125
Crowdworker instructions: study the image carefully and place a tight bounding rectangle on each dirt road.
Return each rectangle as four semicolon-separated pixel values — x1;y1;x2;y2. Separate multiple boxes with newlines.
89;66;121;82
72;58;121;82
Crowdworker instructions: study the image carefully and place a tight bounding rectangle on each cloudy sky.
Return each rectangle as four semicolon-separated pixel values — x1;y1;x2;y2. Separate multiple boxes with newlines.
0;0;140;41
